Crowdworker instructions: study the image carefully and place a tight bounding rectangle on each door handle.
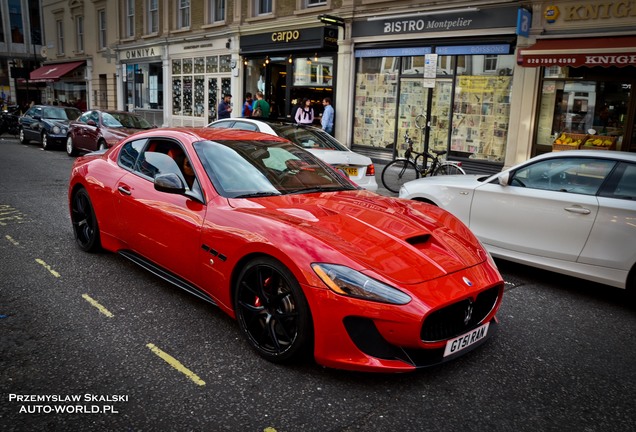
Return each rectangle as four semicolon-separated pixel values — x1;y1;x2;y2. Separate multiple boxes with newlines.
564;206;591;215
117;186;131;195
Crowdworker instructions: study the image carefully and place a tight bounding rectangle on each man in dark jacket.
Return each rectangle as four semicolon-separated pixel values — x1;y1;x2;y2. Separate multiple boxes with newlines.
218;94;233;119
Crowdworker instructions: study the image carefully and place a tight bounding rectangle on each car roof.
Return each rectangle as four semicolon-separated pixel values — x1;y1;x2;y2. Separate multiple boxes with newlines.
212;117;320;130
126;127;292;144
532;149;636;163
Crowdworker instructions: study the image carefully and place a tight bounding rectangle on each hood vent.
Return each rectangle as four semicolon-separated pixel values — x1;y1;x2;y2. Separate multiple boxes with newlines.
405;234;431;247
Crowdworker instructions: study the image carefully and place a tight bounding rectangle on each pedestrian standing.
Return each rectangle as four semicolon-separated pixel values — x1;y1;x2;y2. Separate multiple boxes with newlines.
321;97;334;135
242;92;253;117
295;98;314;125
218;93;232;119
252;91;270;118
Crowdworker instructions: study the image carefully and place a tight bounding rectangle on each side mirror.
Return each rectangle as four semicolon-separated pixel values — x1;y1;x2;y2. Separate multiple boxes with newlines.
498;171;510;186
154;173;186;194
87;120;97;126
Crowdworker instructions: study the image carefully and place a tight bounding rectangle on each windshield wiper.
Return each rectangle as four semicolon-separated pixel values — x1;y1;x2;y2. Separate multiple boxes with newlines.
234;191;281;198
286;187;349;195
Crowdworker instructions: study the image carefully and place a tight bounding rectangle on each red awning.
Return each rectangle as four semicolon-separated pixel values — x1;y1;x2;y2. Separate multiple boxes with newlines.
518;36;636;68
28;61;85;83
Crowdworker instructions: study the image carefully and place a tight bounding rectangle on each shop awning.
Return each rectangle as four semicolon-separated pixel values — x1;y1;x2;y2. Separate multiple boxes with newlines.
518;36;636;68
28;61;85;83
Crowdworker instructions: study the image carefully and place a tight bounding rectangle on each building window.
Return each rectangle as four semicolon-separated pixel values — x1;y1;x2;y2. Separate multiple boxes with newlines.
126;0;135;38
29;0;43;46
9;0;24;43
76;16;84;53
306;0;326;7
178;0;190;29
98;10;107;50
148;0;158;34
0;6;4;43
484;55;498;72
209;0;225;23
255;0;272;15
56;20;64;55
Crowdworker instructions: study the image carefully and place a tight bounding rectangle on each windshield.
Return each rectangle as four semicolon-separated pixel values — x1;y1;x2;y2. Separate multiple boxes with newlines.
271;124;348;151
193;139;357;198
43;107;81;120
103;112;153;129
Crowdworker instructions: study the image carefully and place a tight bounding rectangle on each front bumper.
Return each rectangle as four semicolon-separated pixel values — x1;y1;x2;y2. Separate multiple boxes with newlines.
305;262;503;372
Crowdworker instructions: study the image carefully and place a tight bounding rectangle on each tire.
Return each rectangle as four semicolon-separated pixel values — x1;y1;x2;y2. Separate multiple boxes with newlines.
381;159;419;193
66;136;78;156
42;133;51;150
71;188;101;252
98;140;107;151
434;163;466;176
234;256;313;363
19;128;29;144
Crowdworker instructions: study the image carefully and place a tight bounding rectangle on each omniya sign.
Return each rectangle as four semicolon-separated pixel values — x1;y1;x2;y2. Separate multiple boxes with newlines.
124;46;162;60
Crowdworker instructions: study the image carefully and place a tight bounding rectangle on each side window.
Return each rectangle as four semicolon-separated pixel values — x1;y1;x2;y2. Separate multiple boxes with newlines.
232;121;259;131
137;152;183;179
78;112;91;124
209;120;233;128
599;162;636;200
511;157;615;195
118;139;147;170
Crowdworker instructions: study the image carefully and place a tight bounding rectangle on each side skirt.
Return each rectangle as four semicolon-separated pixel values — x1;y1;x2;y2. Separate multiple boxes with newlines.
118;250;217;306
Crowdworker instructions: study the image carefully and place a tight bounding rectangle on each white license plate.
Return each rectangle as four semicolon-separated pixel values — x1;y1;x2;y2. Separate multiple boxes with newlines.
443;322;490;357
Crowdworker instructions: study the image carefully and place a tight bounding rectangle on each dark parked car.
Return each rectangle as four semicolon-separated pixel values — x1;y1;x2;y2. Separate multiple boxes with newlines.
19;105;82;150
66;110;155;156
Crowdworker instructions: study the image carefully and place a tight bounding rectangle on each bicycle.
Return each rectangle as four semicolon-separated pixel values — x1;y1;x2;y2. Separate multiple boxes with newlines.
381;131;465;193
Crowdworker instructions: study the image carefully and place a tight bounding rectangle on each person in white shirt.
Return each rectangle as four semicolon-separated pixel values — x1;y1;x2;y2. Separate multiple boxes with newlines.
295;98;314;125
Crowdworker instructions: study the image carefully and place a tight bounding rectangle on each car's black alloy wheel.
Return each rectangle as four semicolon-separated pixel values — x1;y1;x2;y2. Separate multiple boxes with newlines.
234;257;312;363
71;188;101;252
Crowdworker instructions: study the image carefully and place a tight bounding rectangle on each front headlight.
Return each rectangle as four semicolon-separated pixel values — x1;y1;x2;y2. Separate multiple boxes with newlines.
312;263;411;305
52;126;61;134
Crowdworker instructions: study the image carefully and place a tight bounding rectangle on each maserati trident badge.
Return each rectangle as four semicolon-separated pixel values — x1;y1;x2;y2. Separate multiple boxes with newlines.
464;299;474;325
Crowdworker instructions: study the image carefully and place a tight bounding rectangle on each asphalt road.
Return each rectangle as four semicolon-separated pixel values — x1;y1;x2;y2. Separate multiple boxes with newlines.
1;136;635;431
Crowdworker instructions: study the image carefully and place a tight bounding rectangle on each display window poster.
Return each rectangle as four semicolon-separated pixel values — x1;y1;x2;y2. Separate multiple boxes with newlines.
451;76;512;161
353;73;398;149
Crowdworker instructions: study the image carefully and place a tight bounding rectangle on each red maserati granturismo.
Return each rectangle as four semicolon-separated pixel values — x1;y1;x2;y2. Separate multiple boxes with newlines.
68;127;504;372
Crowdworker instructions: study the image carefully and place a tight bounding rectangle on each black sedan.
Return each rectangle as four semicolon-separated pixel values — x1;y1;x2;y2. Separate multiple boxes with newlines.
19;105;82;150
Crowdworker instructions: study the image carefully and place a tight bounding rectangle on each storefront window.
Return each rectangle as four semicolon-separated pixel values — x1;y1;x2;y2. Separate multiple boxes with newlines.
353;56;399;151
172;54;231;123
451;55;514;162
125;63;163;110
536;66;632;153
353;51;514;162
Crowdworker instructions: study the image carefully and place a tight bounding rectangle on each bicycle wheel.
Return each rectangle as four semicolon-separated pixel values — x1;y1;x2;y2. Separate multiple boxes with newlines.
434;163;466;176
381;159;419;193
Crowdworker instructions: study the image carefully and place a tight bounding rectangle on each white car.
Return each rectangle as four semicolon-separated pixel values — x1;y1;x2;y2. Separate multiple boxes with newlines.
208;118;378;191
399;150;636;291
